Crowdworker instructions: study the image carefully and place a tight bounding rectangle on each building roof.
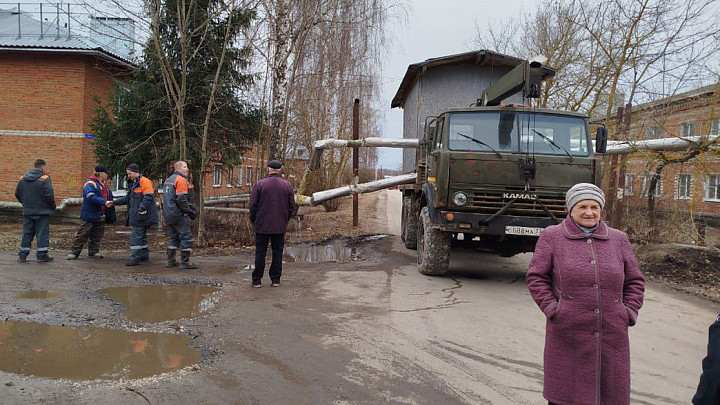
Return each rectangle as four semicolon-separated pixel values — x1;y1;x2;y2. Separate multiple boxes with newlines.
0;7;134;69
391;49;556;108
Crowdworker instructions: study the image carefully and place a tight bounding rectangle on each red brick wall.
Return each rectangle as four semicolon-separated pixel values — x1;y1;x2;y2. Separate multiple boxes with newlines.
0;51;119;202
602;89;720;217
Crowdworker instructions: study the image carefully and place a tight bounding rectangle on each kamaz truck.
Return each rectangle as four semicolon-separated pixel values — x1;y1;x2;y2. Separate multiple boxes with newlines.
394;50;607;275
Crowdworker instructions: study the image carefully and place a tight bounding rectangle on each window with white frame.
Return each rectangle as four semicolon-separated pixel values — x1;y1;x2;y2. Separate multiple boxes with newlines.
112;173;128;196
711;118;720;136
213;164;223;187
676;174;692;199
680;121;695;137
236;165;243;186
157;176;165;194
625;173;635;195
645;126;663;139
246;165;253;185
706;174;720;201
227;166;234;187
641;174;662;197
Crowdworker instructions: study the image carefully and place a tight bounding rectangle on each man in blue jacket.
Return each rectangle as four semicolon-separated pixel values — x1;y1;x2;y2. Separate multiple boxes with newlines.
67;166;116;260
113;163;159;266
693;314;720;404
249;160;295;287
15;159;56;262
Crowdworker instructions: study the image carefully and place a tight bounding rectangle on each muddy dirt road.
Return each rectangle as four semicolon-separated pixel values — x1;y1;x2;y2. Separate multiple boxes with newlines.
0;190;715;404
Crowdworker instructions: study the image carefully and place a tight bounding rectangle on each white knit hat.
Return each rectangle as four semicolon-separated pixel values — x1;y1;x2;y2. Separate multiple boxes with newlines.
566;183;605;211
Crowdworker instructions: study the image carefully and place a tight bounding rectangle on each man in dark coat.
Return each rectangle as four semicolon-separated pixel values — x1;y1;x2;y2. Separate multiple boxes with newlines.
249;160;295;287
693;314;720;404
15;159;56;262
113;163;159;266
162;160;198;269
67;165;116;260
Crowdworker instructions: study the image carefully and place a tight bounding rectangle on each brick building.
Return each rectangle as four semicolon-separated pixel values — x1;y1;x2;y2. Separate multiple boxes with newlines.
601;83;720;219
0;7;135;204
0;6;270;206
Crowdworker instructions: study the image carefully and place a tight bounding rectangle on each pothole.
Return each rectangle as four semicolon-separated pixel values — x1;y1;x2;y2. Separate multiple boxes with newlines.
284;240;357;263
0;320;199;380
97;285;221;323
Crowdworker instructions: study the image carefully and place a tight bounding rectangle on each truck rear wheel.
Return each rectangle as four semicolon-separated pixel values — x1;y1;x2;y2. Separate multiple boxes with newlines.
401;197;418;249
417;207;450;276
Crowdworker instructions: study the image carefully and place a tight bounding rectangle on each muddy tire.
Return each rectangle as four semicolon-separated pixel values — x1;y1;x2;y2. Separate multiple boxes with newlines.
401;197;418;249
416;207;451;276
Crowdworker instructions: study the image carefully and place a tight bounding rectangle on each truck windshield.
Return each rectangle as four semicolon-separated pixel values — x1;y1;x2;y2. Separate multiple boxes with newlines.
447;111;590;156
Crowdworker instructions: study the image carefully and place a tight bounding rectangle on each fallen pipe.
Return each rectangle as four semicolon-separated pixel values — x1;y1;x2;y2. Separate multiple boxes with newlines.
305;173;417;206
203;195;250;206
0;198;82;211
204;207;249;214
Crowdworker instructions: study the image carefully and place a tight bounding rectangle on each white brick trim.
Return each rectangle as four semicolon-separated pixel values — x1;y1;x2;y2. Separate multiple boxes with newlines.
0;129;86;138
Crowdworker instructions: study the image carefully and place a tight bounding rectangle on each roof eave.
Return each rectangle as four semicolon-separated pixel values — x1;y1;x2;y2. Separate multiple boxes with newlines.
0;46;136;70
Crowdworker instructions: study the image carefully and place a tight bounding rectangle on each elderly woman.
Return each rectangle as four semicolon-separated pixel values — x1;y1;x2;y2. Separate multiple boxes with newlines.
527;183;645;405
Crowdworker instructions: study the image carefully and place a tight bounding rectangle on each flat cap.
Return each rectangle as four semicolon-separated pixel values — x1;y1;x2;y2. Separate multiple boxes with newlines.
268;160;283;169
94;165;109;174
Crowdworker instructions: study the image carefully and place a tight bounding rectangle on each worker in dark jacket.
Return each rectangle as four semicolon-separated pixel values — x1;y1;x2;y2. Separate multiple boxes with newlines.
693;314;720;404
113;163;159;266
249;160;295;288
67;166;116;260
162;160;198;269
14;159;56;262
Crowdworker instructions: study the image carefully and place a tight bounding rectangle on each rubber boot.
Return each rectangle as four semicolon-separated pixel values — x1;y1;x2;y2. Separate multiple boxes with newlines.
179;251;198;269
166;248;178;267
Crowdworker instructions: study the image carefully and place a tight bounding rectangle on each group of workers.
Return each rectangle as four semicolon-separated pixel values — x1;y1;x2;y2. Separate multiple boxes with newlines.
14;159;199;269
14;158;295;285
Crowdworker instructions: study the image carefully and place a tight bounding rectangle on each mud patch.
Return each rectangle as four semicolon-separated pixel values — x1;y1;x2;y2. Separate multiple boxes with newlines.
0;320;199;380
636;243;720;301
97;285;221;323
15;290;63;299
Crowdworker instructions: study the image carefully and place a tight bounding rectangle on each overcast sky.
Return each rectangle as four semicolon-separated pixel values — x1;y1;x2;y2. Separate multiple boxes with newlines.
377;0;539;169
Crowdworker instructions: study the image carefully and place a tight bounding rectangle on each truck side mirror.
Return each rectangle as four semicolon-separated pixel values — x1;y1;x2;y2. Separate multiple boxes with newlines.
595;126;608;154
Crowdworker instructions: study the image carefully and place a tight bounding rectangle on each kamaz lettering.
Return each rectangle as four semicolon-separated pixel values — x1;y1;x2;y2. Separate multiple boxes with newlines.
503;193;538;200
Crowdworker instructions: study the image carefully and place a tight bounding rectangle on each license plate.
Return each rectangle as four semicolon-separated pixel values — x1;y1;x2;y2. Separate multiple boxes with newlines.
505;226;543;236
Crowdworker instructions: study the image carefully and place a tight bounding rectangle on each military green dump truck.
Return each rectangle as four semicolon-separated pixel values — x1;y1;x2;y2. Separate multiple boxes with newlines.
393;50;607;275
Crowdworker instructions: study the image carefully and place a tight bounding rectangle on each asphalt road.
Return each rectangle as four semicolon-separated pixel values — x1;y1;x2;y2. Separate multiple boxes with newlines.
0;189;715;404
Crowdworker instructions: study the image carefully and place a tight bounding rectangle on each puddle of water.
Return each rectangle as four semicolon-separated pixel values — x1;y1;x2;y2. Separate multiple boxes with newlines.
15;290;63;299
97;285;221;323
284;240;357;263
0;320;199;380
361;234;388;241
212;267;238;275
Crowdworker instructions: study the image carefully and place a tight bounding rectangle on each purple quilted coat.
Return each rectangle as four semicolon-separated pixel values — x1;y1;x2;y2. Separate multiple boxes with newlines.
527;216;645;405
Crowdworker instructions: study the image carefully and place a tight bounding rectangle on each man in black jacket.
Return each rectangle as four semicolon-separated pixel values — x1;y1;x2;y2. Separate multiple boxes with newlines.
15;159;56;262
693;314;720;404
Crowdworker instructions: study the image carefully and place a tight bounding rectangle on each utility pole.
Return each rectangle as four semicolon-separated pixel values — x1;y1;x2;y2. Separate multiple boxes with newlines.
353;99;359;227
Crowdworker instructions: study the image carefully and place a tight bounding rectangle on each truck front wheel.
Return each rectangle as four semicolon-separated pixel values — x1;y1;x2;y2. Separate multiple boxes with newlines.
401;197;418;249
417;207;451;276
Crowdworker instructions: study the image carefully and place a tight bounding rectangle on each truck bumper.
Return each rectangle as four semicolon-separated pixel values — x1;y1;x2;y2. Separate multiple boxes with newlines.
435;211;561;236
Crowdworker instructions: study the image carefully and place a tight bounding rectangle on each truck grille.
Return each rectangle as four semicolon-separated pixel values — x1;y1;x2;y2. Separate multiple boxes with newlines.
468;191;567;217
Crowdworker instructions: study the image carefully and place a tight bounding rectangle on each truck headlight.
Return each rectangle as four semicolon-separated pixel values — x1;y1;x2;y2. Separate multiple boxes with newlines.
453;192;468;206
